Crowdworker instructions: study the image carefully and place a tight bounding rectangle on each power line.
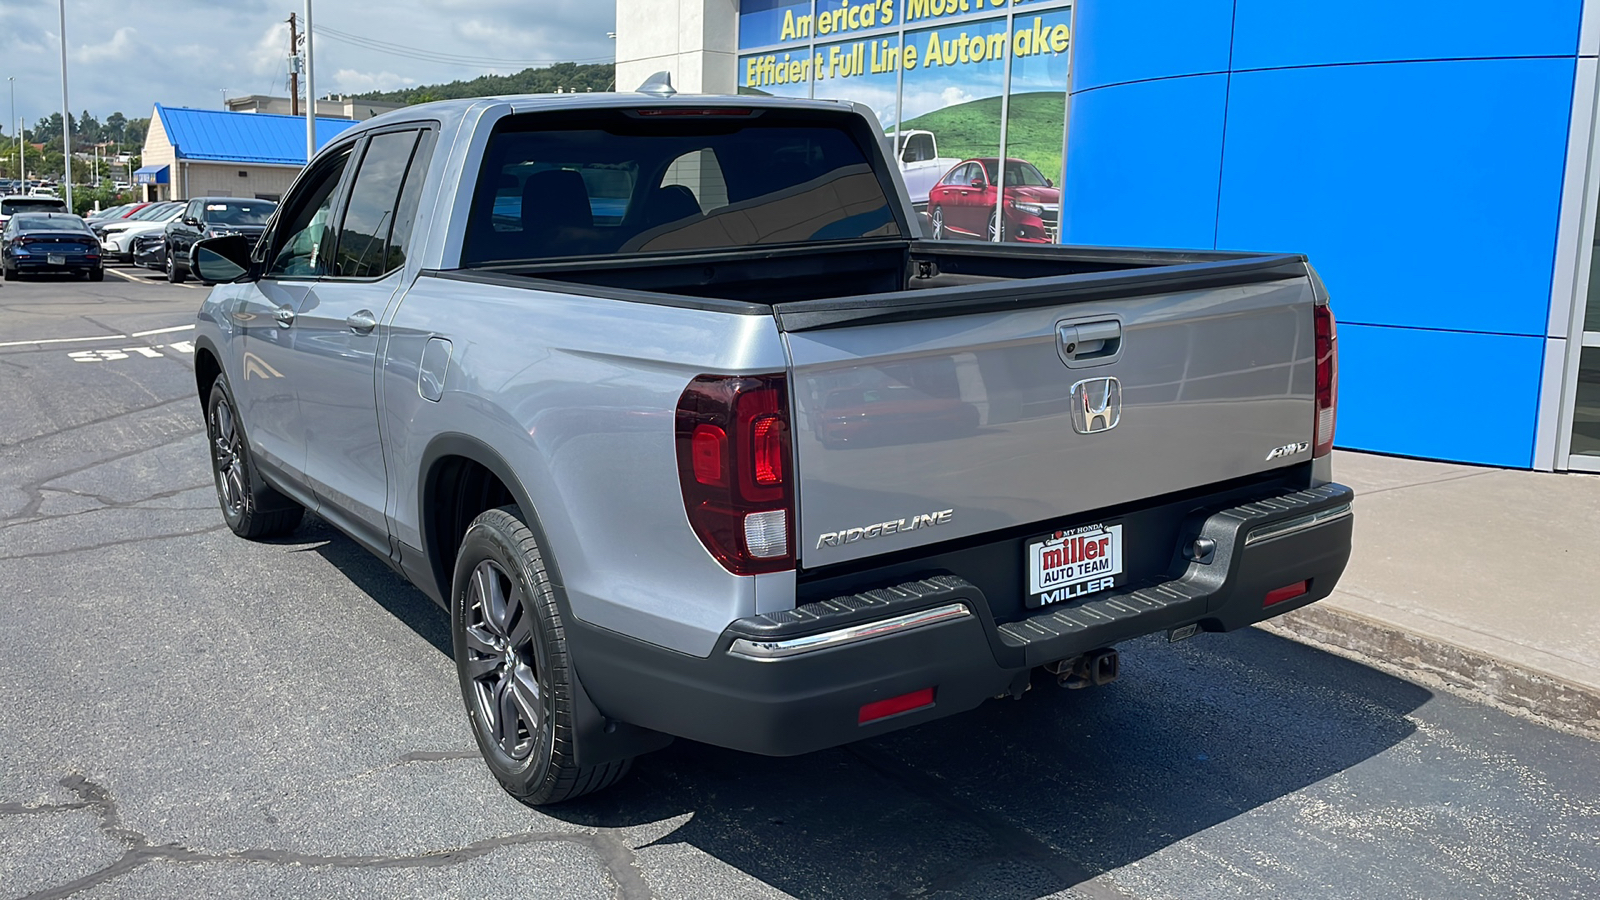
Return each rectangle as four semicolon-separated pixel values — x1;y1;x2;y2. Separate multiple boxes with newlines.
310;24;614;69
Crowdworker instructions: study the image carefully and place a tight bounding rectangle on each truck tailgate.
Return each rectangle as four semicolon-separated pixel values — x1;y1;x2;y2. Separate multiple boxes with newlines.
782;269;1317;571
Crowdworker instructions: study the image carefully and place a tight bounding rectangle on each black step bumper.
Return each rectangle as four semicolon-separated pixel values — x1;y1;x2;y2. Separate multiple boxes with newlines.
570;482;1354;757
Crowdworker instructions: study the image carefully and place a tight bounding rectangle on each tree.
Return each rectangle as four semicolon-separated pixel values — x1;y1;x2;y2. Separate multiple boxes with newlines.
105;111;127;150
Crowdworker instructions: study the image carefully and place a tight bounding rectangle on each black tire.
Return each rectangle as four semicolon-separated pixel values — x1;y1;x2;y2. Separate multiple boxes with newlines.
88;267;104;282
166;247;186;283
451;506;632;806
2;264;12;281
204;376;303;539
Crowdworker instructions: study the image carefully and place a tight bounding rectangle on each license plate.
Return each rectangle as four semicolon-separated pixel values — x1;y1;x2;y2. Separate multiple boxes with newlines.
47;254;65;266
1026;522;1124;608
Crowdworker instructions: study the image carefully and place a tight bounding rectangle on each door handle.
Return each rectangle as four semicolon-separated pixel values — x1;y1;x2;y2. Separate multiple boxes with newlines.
1058;319;1123;367
274;305;295;328
346;309;377;335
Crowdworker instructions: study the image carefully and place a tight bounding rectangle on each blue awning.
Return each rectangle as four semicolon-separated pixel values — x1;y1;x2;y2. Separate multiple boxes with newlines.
133;165;169;185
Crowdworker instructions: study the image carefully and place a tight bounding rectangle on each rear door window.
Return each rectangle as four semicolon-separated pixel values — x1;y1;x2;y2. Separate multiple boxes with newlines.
332;129;422;278
462;108;900;265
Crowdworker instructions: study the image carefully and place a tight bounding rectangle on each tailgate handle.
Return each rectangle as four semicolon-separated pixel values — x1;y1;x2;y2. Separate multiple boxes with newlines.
1058;320;1122;367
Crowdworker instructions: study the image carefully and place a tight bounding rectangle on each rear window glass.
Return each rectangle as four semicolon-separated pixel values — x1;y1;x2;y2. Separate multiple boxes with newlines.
13;214;88;232
2;198;69;215
462;108;900;265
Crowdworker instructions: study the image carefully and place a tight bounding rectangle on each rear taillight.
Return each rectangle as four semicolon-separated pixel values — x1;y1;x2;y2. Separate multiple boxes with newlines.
676;374;795;575
1313;300;1338;458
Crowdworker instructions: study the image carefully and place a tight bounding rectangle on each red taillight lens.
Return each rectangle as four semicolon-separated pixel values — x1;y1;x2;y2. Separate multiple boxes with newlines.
691;425;726;486
1313;302;1338;458
676;374;795;575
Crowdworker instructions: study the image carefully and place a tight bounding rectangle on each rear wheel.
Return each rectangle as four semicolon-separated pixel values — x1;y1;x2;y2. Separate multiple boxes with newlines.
451;506;632;806
166;248;186;283
88;267;104;282
205;376;303;539
930;206;945;239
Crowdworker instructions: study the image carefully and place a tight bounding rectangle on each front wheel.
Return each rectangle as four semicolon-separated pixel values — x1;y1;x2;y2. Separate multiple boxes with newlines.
987;210;1002;243
166;248;186;283
205;376;303;539
452;506;632;806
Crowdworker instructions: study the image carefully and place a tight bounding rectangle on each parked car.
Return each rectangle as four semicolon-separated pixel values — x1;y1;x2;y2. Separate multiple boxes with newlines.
894;129;962;208
2;212;103;280
163;197;276;283
131;231;167;270
188;92;1351;806
927;157;1061;243
100;202;182;262
86;202;154;233
0;194;70;232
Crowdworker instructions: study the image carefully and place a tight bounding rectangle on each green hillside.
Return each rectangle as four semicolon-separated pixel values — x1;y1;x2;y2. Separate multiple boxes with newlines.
353;63;614;103
899;92;1066;184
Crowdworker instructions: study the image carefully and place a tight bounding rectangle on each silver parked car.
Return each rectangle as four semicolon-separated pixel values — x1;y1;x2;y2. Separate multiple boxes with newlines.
189;89;1354;805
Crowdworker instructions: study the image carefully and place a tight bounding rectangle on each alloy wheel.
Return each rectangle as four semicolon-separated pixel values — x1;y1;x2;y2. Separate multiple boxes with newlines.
209;397;246;516
463;560;546;761
931;207;944;239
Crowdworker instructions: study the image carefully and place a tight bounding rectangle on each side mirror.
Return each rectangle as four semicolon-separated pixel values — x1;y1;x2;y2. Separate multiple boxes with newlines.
192;234;255;285
969;177;985;188
184;216;202;227
1046;178;1054;188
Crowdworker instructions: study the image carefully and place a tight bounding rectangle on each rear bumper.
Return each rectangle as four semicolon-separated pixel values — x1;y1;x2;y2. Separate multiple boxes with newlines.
571;482;1354;756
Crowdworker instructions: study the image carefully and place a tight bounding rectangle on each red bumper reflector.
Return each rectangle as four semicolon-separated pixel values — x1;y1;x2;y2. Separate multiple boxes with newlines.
1264;580;1309;607
859;687;935;724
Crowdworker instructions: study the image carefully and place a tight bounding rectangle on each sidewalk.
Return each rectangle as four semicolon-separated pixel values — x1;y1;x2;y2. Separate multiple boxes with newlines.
1260;450;1600;734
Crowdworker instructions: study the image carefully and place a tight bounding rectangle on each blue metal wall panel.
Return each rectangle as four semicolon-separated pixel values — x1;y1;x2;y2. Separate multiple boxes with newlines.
1070;0;1236;92
1231;0;1581;71
1336;323;1544;467
1215;58;1574;337
1063;75;1227;249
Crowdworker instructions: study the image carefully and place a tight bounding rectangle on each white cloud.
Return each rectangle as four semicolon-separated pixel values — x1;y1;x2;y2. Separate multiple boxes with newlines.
70;26;140;65
940;86;974;107
330;69;416;94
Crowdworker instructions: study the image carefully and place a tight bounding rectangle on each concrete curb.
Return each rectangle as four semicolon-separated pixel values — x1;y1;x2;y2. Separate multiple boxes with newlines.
1258;603;1600;737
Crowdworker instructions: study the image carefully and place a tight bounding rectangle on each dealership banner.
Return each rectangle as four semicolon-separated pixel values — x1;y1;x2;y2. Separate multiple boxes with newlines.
739;0;1071;243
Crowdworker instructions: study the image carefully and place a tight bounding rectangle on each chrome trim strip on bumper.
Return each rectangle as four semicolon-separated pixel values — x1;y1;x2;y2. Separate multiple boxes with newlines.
727;602;973;661
1244;503;1353;546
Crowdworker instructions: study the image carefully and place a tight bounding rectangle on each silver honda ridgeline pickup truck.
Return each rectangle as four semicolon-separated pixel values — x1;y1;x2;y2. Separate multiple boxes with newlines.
189;89;1353;805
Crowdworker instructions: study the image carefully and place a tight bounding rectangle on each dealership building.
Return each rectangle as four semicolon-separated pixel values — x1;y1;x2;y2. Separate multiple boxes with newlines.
134;105;360;204
618;0;1600;471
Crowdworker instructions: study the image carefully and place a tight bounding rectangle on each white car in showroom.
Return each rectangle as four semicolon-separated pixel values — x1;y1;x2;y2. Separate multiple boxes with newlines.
98;202;182;262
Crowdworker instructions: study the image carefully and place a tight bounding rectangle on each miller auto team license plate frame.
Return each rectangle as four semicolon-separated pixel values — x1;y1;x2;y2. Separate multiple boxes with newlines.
1025;521;1124;609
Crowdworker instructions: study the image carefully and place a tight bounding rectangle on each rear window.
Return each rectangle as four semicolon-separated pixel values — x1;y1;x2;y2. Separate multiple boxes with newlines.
2;198;68;215
13;214;88;232
462;108;901;265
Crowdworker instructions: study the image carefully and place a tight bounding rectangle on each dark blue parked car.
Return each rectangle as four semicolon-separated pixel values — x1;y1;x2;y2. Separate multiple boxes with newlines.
2;212;103;281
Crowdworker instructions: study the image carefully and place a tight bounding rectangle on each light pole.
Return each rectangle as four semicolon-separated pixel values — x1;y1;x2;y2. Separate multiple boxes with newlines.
7;77;13;182
58;0;73;208
304;0;316;162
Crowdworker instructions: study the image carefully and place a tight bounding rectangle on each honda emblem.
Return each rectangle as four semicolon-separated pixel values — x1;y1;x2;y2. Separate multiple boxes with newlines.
1070;377;1121;434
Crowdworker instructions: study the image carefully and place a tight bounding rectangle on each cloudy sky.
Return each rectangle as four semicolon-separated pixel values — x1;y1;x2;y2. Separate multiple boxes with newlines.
0;0;617;132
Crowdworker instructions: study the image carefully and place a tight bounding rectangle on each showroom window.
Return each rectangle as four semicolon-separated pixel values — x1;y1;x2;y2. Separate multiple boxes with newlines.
738;0;1072;244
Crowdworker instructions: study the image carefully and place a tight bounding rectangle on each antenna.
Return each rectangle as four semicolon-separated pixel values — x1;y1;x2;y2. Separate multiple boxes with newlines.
636;72;676;96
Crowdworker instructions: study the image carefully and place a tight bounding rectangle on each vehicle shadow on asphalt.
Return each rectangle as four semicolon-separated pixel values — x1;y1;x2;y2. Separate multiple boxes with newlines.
298;522;1430;899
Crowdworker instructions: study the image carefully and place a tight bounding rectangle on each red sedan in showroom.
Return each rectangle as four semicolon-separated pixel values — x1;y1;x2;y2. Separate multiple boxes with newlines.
927;158;1060;243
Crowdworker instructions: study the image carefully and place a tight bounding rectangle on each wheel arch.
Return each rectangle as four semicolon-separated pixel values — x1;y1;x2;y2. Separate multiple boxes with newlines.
416;432;564;609
193;334;223;405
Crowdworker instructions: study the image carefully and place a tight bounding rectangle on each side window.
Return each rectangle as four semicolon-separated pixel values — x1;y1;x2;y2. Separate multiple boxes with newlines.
264;147;352;279
332;130;422;278
185;200;202;221
903;133;934;163
941;164;969;186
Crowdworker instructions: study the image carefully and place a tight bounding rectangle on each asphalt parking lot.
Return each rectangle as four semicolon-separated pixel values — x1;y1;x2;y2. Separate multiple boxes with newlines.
2;272;1598;900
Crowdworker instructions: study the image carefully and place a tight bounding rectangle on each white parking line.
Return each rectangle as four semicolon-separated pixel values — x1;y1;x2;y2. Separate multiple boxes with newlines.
104;267;200;289
0;332;128;348
130;324;195;338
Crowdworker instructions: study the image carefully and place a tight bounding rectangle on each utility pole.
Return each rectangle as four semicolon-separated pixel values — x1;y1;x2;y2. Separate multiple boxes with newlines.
58;0;73;208
304;0;316;162
287;12;300;117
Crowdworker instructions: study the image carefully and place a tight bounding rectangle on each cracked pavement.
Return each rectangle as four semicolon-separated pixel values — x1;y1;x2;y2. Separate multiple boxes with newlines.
2;274;1598;899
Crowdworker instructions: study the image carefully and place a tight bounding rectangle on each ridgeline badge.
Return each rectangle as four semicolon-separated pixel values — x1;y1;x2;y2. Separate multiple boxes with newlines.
816;509;953;549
